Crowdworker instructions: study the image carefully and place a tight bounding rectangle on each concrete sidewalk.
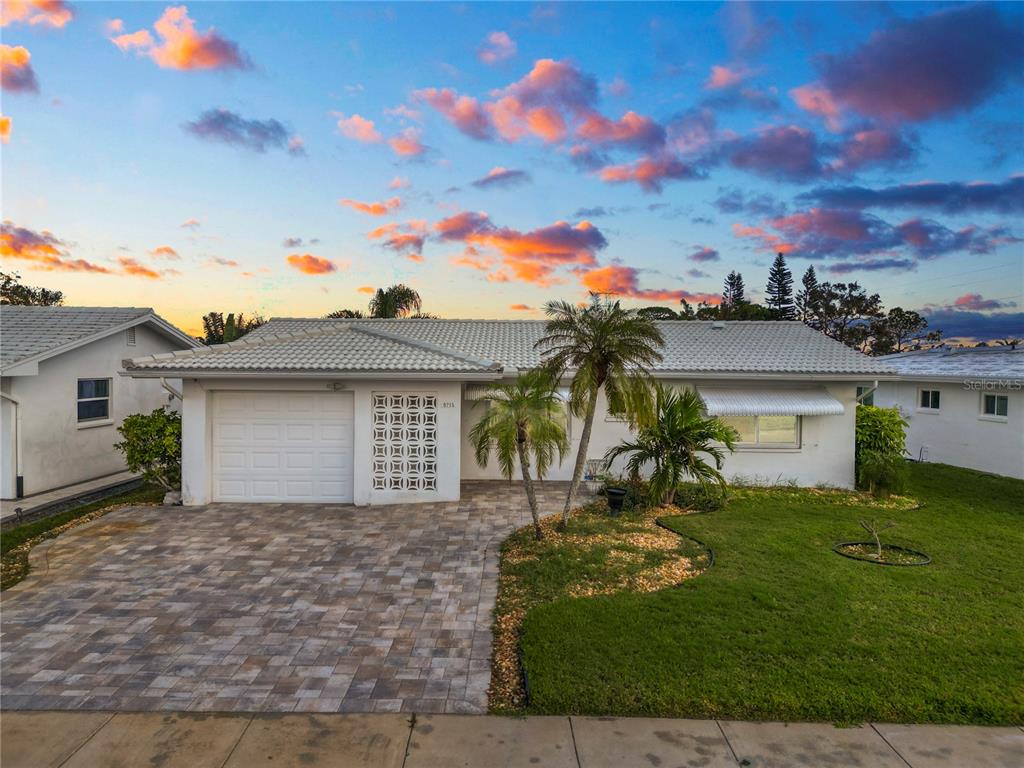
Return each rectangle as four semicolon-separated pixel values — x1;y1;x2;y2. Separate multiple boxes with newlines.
2;711;1021;768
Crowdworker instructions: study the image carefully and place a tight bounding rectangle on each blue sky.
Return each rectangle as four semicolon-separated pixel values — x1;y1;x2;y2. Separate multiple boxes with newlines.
2;1;1022;339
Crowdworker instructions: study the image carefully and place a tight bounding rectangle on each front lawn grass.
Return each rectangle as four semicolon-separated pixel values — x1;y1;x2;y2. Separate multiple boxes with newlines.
1;484;164;590
515;463;1024;724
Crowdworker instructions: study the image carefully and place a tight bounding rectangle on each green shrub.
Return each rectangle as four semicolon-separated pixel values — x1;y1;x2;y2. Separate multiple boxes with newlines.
114;408;182;491
855;405;908;497
674;482;728;512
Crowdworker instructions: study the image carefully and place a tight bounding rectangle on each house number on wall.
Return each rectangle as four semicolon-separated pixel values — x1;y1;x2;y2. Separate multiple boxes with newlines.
441;401;456;408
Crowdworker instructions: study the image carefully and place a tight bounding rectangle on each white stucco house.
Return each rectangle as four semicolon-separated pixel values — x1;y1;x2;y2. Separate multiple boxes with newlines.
1;306;200;500
122;318;894;506
873;346;1024;479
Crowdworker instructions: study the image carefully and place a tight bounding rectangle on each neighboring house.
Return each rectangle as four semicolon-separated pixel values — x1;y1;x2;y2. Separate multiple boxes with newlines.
874;346;1024;479
1;306;200;500
123;318;894;506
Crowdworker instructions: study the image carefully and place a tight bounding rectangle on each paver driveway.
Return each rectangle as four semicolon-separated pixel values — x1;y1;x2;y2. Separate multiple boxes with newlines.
1;481;579;714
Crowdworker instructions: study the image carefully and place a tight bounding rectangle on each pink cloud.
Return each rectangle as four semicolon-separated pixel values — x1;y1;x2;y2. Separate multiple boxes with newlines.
790;83;842;131
388;176;410;189
367;220;427;261
149;245;180;259
704;64;747;90
336;113;382;143
415;88;493;140
953;293;1017;311
478;31;516;65
108;5;250;71
599;155;702;193
576;110;665;151
817;4;1024;124
389;127;425;157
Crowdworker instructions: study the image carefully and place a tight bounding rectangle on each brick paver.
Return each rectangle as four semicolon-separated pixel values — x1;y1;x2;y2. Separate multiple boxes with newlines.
0;481;578;714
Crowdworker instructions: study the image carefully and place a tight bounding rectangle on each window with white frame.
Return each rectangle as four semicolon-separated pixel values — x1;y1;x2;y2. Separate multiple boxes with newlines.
981;393;1009;418
77;378;111;422
918;389;941;411
719;414;801;448
371;393;438;491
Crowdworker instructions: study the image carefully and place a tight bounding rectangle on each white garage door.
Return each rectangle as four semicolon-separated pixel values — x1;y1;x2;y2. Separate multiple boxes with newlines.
212;391;354;503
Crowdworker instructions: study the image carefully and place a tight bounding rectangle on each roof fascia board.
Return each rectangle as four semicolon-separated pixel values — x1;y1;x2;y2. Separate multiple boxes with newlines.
119;369;504;381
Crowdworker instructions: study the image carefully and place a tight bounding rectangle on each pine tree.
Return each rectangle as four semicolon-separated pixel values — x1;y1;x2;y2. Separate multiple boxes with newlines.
722;271;746;306
796;265;819;325
765;253;795;320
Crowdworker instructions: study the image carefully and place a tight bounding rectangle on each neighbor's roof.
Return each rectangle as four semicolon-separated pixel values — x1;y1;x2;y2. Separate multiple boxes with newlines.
1;305;197;371
879;345;1024;381
123;318;894;378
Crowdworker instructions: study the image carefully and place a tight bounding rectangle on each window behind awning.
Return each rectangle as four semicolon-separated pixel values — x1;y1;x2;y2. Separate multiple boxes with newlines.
696;386;844;416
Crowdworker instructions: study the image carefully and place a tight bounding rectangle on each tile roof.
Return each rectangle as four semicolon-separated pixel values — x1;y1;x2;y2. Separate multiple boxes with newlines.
123;324;503;374
126;318;894;377
1;306;154;368
879;346;1024;380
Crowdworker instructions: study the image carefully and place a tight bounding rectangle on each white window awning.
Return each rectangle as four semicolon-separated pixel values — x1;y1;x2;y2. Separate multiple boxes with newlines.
697;386;845;416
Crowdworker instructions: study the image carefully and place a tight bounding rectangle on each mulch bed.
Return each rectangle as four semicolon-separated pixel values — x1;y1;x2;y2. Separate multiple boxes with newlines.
488;501;710;711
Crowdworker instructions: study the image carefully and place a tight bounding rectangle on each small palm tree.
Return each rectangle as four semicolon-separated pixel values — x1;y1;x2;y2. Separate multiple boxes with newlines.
605;387;737;506
537;294;664;527
469;369;570;540
368;284;422;318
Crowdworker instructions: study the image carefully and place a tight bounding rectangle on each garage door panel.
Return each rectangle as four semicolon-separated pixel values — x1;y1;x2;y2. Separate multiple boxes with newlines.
212;391;354;503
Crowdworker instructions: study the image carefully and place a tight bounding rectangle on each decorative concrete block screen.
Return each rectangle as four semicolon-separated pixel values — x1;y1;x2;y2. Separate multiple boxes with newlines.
371;393;438;491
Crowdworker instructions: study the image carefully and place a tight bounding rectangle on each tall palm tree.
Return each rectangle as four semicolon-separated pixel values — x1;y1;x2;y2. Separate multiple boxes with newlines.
536;294;664;527
368;284;422;318
605;387;737;505
468;369;569;540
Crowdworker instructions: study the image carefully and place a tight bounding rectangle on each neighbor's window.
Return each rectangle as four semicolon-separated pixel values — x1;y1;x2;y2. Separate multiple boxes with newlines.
77;378;110;422
982;394;1009;418
919;389;940;410
856;386;875;406
719;414;800;448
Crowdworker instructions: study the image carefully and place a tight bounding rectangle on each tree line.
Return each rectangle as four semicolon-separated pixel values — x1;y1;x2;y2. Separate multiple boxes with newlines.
635;254;944;356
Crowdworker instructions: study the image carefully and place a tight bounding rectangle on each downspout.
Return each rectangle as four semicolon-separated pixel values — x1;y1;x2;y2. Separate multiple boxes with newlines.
0;391;23;498
856;380;879;404
160;377;183;402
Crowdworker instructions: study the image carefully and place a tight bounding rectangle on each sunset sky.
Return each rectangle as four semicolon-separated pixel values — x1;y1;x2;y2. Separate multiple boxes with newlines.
2;1;1022;339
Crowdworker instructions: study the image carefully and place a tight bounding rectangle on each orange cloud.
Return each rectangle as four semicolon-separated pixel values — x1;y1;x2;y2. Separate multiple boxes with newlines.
1;220;111;273
790;83;842;131
389;127;425;157
1;44;38;93
336;113;382;143
286;253;337;275
339;196;402;216
357;285;375;294
0;115;10;143
118;256;162;279
414;88;493;140
578;265;719;303
108;5;250;71
509;303;534;311
1;0;73;28
389;176;410;189
149;245;180;259
437;212;608;286
366;220;426;260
